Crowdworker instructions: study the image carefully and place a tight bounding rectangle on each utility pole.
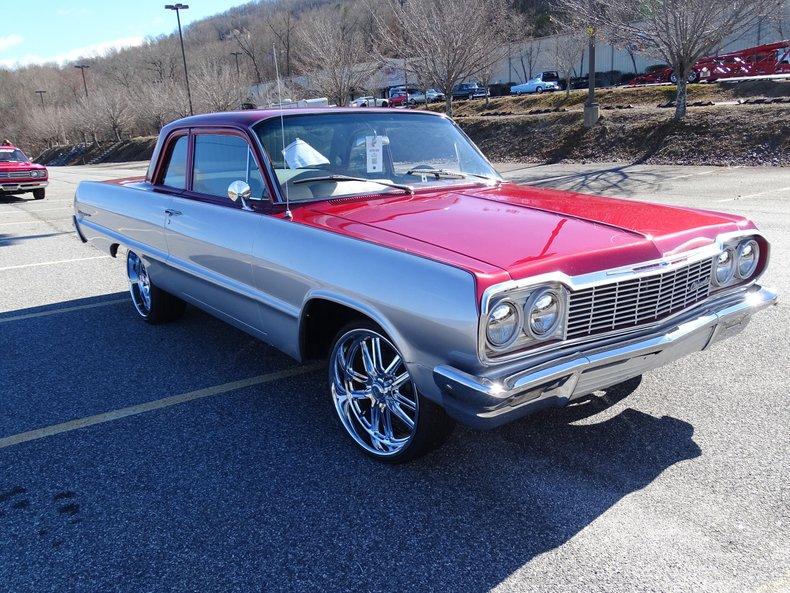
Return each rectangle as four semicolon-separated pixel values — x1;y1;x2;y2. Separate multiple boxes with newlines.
165;3;194;116
74;64;90;98
35;90;47;109
583;21;599;128
231;51;242;78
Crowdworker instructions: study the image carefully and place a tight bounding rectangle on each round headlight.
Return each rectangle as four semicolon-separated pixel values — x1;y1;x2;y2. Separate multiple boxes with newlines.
736;239;759;279
525;288;562;339
486;301;521;348
29;170;39;177
714;248;736;286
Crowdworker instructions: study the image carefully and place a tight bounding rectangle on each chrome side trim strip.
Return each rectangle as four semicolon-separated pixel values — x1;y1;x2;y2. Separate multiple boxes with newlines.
78;218;300;319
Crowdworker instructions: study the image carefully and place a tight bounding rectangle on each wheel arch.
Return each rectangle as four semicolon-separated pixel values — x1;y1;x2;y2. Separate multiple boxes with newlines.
298;292;410;363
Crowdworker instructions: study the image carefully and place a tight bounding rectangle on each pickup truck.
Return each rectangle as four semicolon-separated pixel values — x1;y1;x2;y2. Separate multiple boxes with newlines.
73;108;777;462
0;143;48;199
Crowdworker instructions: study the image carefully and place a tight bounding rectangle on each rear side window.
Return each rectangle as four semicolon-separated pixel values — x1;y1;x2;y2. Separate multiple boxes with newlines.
161;135;188;189
193;133;266;200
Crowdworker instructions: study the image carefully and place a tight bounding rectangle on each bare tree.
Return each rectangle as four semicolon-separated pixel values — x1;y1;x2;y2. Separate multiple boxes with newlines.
553;32;586;97
558;0;776;120
297;8;377;106
519;39;543;82
375;0;513;116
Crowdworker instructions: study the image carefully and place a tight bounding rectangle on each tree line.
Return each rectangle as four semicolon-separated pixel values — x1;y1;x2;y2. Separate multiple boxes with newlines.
0;0;780;156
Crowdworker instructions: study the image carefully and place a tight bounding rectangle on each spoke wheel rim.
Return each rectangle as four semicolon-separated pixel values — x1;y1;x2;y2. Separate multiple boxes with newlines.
127;252;151;317
330;329;419;457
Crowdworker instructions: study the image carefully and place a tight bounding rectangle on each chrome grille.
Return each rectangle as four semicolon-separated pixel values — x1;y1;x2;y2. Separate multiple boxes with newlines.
0;171;32;179
566;258;714;340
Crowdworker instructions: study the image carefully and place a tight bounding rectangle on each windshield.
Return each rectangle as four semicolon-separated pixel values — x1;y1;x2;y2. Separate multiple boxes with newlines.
253;111;500;202
0;149;29;163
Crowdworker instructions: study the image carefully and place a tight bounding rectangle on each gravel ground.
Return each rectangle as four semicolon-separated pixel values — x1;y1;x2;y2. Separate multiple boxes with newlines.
0;162;788;593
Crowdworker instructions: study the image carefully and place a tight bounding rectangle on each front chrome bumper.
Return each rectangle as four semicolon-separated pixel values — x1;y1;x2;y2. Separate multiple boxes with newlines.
0;181;48;192
434;285;778;429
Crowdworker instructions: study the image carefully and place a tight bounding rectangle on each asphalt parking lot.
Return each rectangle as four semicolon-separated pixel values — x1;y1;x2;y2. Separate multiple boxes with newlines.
1;161;788;593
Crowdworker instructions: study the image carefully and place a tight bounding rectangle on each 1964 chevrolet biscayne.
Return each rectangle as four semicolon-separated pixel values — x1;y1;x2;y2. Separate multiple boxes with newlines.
73;108;777;462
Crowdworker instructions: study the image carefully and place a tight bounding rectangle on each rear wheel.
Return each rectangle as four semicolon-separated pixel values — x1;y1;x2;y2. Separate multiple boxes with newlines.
126;251;185;324
328;321;454;462
33;188;45;200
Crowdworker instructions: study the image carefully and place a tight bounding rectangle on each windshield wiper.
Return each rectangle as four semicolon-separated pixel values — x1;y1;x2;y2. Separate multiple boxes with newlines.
404;168;500;184
291;174;414;195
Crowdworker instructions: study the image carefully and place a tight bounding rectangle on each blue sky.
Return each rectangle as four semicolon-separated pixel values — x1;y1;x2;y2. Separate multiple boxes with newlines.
0;0;238;68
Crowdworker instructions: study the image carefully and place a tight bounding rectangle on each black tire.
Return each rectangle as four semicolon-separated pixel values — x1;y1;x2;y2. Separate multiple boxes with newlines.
327;319;455;463
126;251;185;324
669;71;678;84
535;86;544;94
33;188;45;200
381;100;388;107
687;70;699;83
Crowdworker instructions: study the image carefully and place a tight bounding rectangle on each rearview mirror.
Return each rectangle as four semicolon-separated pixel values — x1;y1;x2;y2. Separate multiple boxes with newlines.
228;180;253;211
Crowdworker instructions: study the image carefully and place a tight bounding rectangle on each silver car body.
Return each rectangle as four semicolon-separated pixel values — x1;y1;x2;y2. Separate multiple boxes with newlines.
73;110;777;430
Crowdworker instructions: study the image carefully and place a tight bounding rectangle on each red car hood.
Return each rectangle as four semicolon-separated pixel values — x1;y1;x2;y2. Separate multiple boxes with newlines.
297;183;754;296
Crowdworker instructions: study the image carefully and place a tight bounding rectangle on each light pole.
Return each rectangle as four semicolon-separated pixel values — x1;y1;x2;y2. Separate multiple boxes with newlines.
165;3;194;116
583;1;599;128
35;90;47;109
74;64;90;98
230;51;242;78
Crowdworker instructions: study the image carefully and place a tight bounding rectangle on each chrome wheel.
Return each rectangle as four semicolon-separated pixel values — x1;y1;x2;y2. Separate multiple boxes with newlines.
127;251;152;317
330;328;418;457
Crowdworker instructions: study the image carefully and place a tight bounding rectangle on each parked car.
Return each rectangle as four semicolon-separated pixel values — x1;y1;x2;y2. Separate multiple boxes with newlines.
510;71;561;94
349;96;389;108
408;89;445;104
387;91;410;107
73;108;777;462
451;82;489;100
0;142;48;199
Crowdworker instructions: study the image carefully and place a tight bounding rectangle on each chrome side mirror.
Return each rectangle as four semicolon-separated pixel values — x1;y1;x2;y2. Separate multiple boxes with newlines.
228;180;253;211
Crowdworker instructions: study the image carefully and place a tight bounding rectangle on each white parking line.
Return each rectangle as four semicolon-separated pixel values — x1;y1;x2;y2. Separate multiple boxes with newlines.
0;255;110;272
0;364;322;450
0;206;72;214
0;297;128;323
715;186;790;202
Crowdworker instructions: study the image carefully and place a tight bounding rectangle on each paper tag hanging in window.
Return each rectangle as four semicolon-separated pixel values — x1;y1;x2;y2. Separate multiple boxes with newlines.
366;135;384;173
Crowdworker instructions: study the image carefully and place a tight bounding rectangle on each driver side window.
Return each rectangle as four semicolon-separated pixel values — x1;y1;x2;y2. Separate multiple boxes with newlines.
192;133;268;201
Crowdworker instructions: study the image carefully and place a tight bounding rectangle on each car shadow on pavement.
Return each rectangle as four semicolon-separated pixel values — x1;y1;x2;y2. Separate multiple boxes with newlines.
0;231;73;246
0;295;702;593
0;193;34;204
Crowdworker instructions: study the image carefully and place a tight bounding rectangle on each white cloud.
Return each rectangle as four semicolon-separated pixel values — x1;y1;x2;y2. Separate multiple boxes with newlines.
0;36;145;69
0;34;24;53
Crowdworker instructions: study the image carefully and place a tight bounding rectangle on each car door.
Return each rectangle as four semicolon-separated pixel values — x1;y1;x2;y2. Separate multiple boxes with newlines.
164;129;270;337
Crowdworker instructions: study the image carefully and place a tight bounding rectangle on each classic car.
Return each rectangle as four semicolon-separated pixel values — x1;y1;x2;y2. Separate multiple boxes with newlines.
349;96;389;108
407;89;445;104
73;108;777;462
0;143;48;199
510;71;561;94
451;82;489;100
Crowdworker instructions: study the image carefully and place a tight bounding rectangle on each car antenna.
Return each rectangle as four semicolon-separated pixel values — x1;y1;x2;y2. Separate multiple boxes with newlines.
273;43;292;221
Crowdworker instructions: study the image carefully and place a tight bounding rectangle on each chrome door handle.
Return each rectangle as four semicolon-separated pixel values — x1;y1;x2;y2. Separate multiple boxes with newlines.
164;209;182;216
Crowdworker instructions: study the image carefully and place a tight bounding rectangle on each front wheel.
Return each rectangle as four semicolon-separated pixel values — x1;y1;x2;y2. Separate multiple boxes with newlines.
535;86;544;94
126;251;185;324
328;322;454;462
33;188;45;199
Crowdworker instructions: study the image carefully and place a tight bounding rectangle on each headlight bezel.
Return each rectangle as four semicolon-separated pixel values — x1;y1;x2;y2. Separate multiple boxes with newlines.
711;235;763;290
713;247;736;286
483;282;568;356
524;287;564;340
735;239;759;280
485;299;522;349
